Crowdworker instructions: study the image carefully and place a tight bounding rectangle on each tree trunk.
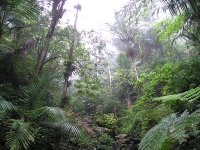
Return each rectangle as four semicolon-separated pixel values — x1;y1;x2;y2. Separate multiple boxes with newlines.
55;131;61;150
0;21;3;38
108;62;112;96
131;57;139;81
114;106;117;118
34;0;66;77
61;5;80;107
61;80;68;106
125;89;132;110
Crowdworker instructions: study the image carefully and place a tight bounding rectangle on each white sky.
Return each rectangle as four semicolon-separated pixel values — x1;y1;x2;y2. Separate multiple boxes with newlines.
63;0;129;56
64;0;129;31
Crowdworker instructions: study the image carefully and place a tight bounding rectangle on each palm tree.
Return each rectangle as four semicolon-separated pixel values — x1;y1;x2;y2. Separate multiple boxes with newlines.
159;0;200;17
126;0;200;46
61;4;82;107
135;0;200;18
109;14;141;80
157;0;200;53
0;74;82;150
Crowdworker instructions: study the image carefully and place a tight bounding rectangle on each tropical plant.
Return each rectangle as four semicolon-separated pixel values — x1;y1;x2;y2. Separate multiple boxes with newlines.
0;0;41;55
0;96;16;112
96;114;117;129
154;0;200;51
0;0;40;37
159;0;200;17
139;110;200;150
34;0;67;77
154;86;200;112
108;14;141;80
97;134;114;150
0;74;82;150
116;53;132;70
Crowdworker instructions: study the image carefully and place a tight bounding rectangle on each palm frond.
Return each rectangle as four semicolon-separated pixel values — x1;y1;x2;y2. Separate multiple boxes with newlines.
170;12;200;47
0;96;17;112
16;0;40;20
20;74;59;110
36;107;71;122
0;0;40;37
160;0;200;16
152;0;200;46
1;0;40;20
45;121;81;138
36;106;82;137
139;110;200;150
5;119;35;150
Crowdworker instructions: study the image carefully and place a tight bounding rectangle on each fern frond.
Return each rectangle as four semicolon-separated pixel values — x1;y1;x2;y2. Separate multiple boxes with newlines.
154;86;200;111
139;110;200;150
138;115;172;150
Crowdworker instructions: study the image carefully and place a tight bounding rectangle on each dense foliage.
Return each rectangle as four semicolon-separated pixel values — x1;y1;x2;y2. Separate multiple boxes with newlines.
1;0;200;149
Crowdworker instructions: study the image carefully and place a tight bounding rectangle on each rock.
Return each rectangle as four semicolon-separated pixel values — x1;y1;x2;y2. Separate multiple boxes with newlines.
115;134;127;139
83;116;93;124
93;126;111;135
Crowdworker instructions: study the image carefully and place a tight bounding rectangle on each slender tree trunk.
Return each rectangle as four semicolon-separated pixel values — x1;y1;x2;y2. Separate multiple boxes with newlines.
55;131;61;150
138;43;144;64
108;62;117;117
131;57;139;81
61;5;80;107
0;20;3;38
107;61;112;96
114;106;117;118
96;49;99;77
34;0;66;77
125;89;132;110
62;80;68;98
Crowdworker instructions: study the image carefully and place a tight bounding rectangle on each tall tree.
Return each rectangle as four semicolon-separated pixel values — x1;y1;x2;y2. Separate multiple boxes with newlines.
109;15;141;80
34;0;66;77
61;4;82;107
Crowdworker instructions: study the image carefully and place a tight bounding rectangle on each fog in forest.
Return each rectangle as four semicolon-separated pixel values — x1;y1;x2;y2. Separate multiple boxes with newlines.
0;0;200;150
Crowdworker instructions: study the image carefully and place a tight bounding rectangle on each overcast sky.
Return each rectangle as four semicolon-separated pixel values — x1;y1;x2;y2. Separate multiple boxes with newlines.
62;0;129;56
64;0;129;31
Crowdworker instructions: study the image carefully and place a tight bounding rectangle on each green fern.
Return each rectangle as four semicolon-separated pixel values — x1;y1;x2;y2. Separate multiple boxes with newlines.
154;86;200;111
139;110;200;150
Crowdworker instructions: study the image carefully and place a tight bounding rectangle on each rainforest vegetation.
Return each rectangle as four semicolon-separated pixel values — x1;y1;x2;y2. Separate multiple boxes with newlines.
0;0;200;150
